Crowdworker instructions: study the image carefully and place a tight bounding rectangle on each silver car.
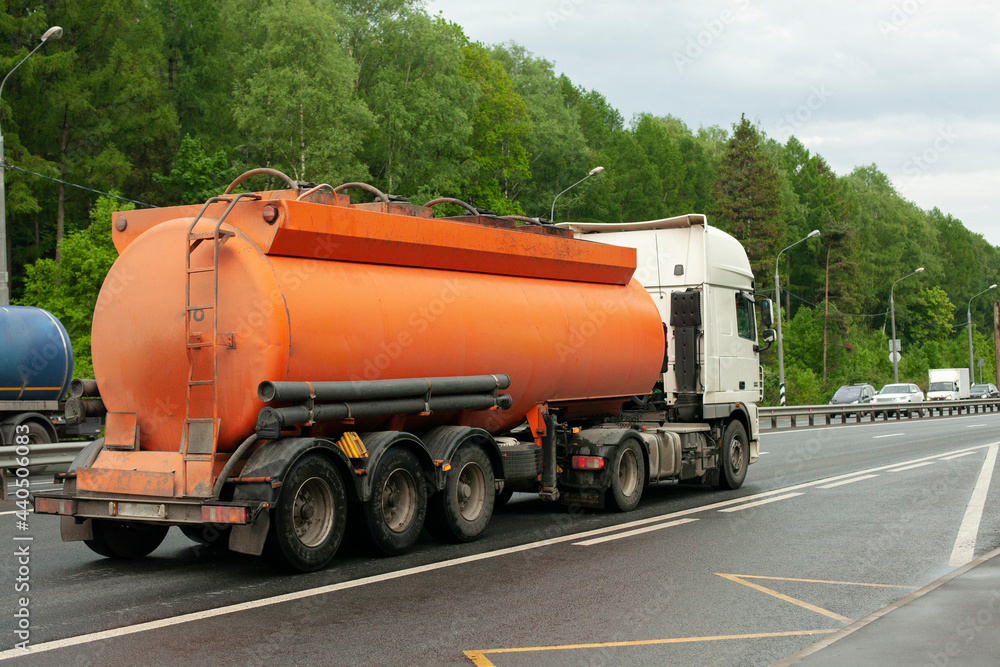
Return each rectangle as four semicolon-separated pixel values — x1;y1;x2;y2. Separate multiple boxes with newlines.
875;383;925;415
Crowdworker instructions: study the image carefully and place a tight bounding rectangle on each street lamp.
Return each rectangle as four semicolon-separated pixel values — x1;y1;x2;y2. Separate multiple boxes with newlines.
889;266;924;383
0;25;63;306
550;166;604;223
968;283;997;380
774;229;820;406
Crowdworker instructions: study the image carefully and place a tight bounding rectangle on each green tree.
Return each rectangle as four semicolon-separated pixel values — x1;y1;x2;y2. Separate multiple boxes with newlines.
710;115;783;279
459;44;530;214
153;134;234;204
226;0;374;185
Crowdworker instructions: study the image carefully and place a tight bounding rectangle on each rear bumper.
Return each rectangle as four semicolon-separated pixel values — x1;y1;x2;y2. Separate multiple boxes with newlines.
33;492;266;526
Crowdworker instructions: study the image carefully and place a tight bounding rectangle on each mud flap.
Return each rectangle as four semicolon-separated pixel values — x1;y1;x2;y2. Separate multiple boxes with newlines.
61;516;93;542
229;511;270;556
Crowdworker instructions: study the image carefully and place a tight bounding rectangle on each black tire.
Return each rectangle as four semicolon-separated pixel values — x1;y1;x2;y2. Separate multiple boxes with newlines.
361;447;427;556
607;439;645;512
181;524;231;548
84;520;169;559
426;444;495;542
265;453;347;572
717;420;749;490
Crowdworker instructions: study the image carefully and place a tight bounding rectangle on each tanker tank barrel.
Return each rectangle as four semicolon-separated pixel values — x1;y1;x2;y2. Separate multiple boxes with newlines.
255;391;514;439
69;378;100;398
257;374;511;403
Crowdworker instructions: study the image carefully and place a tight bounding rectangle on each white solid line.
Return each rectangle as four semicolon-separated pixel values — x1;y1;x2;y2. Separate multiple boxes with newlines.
0;510;32;516
759;451;769;455
718;493;804;512
4;442;997;661
889;462;936;473
873;433;904;439
949;444;999;566
818;474;879;489
573;518;699;546
942;452;978;461
965;424;986;428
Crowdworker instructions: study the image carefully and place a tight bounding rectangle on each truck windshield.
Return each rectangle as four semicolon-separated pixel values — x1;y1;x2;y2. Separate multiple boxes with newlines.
928;382;955;392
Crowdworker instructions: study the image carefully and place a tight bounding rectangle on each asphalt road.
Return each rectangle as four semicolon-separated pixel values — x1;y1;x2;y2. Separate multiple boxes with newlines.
3;412;1000;666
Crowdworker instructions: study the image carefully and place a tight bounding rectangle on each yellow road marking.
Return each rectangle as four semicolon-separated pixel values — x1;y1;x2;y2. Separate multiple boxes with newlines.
715;573;853;622
731;574;918;589
463;629;837;666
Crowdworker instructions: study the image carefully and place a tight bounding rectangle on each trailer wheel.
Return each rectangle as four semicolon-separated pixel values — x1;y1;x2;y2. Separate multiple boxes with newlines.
426;444;495;542
84;520;169;559
608;439;645;512
362;447;427;555
266;454;347;572
717;420;748;490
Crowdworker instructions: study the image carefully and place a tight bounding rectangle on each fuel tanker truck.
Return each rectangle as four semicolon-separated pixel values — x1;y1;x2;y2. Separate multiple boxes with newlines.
34;168;775;571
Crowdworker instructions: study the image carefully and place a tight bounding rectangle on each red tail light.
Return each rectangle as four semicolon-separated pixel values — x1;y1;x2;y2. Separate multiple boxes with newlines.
201;505;250;524
572;455;606;470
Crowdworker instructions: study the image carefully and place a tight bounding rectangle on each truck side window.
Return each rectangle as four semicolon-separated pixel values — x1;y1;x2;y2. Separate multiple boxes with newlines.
735;293;756;341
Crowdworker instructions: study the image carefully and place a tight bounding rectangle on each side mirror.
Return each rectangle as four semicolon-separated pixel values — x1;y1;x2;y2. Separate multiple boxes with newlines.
754;328;776;353
760;298;774;328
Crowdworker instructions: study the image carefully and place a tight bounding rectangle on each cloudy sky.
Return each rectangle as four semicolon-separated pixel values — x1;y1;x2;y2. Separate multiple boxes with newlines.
424;0;1000;246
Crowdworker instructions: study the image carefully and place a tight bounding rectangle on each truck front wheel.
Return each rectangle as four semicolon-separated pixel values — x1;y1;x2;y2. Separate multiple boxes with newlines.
266;454;347;572
361;447;427;555
84;520;168;559
608;439;645;512
717;420;749;490
426;444;495;542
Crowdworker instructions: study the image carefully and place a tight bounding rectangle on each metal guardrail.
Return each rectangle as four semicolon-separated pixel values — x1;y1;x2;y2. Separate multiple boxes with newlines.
0;441;89;501
760;398;1000;429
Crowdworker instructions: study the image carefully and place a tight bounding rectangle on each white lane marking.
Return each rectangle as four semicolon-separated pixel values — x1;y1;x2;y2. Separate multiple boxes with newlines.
966;424;986;428
4;442;997;661
949;444;999;566
0;510;32;516
759;451;769;455
942;452;977;461
817;474;879;489
889;462;935;473
573;518;699;546
873;433;904;439
718;493;804;512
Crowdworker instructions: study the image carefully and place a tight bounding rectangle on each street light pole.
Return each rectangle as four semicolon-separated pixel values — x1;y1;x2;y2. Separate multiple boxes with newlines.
774;229;820;406
550;166;603;223
0;25;63;306
889;267;924;383
968;283;997;380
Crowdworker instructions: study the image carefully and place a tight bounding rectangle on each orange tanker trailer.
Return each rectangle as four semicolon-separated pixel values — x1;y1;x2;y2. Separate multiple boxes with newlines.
36;169;772;571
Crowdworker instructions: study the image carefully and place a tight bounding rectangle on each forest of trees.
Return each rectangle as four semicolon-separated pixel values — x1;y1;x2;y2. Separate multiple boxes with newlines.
3;0;999;403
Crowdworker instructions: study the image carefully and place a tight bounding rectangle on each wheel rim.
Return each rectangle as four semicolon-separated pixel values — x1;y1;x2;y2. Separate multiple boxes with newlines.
456;461;486;521
617;448;639;497
382;467;417;533
292;476;336;547
728;436;745;475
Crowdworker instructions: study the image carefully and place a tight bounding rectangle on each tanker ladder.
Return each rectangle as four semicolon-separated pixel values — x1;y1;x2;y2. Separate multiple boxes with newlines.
182;193;260;455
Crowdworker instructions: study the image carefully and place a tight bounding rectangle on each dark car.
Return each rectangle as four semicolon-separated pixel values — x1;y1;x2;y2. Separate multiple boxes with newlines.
829;383;877;407
970;383;1000;399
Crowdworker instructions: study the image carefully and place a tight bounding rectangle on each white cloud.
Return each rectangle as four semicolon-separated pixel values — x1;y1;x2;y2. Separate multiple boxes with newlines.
423;0;1000;245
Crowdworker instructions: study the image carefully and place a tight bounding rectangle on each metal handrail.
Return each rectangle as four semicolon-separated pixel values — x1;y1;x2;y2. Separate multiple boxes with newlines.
760;398;1000;428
